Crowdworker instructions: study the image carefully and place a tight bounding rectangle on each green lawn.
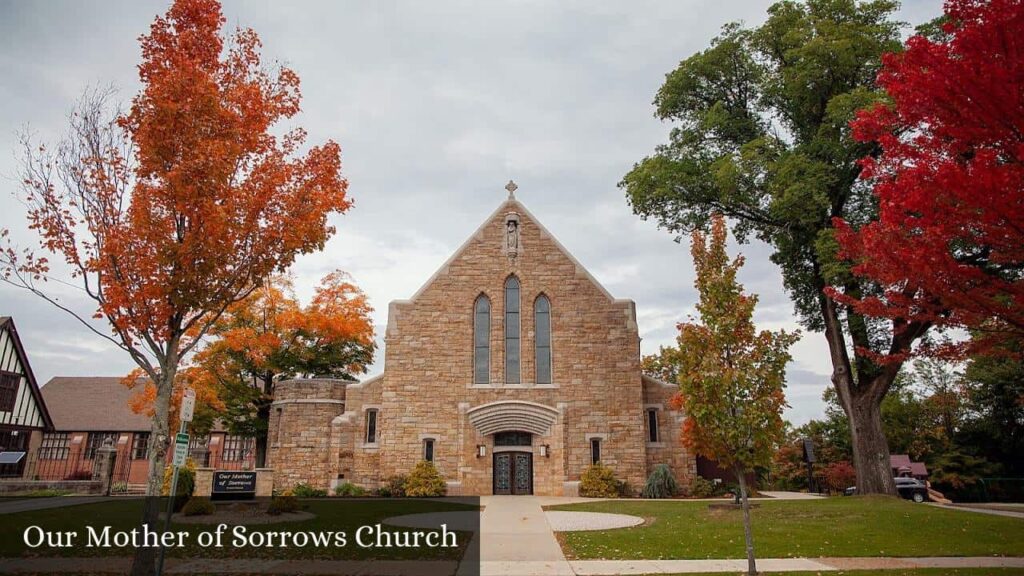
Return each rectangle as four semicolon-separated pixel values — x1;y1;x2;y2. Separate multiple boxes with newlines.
548;496;1024;560
0;498;477;561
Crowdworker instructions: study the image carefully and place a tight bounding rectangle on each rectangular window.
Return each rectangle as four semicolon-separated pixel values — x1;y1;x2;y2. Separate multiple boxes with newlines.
85;432;118;459
222;435;253;461
505;278;520;384
39;433;70;460
423;439;434;462
534;296;551;384
647;409;659;443
131;432;150;460
0;371;20;412
590;438;601;465
365;409;378;444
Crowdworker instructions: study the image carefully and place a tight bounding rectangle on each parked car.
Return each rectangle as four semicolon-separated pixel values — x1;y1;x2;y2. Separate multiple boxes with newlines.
843;477;930;502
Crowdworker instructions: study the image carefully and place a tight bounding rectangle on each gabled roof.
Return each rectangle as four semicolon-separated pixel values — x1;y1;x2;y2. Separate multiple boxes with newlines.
0;317;54;429
402;195;626;305
40;377;151;432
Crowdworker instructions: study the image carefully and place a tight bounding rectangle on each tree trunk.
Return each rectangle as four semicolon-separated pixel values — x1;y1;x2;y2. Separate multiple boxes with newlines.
129;366;176;576
734;464;757;576
255;403;270;468
844;383;896;495
819;294;897;495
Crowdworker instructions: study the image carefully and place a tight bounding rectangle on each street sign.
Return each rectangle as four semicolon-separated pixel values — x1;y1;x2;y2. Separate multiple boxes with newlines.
172;432;189;467
180;389;196;423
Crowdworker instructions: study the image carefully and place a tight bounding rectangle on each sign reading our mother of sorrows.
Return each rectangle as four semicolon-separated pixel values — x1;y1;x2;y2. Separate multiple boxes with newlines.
212;471;257;497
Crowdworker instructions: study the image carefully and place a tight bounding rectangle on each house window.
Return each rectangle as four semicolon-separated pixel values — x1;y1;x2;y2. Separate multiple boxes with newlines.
85;432;118;459
647;409;659;443
505;276;520;384
131;433;150;460
365;409;378;444
474;296;490;385
39;433;70;460
423;439;435;462
188;434;209;451
222;435;253;461
590;438;601;465
0;371;19;412
534;295;551;384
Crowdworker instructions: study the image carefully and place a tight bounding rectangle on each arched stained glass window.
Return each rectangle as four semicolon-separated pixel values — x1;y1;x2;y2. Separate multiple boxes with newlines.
505;277;520;384
474;296;490;385
534;295;551;384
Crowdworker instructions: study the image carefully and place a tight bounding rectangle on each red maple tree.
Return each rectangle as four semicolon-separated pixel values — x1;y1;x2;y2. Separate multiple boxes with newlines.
832;0;1024;356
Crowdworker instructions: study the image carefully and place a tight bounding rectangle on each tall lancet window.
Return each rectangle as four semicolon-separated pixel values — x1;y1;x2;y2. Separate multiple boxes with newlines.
474;295;491;385
534;295;551;385
504;276;521;384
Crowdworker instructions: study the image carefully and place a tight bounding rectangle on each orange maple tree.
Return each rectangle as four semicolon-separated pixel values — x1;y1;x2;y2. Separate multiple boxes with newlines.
128;271;375;466
1;1;350;571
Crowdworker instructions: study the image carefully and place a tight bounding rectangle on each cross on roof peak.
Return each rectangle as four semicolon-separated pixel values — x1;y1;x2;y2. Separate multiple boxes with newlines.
505;180;518;199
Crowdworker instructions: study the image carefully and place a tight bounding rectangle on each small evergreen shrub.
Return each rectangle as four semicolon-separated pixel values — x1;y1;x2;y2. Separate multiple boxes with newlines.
376;475;407;497
161;459;196;512
291;483;328;498
689;476;717;498
334;482;368;497
267;495;299;515
404;461;447;497
579;463;620;498
642;464;679;499
181;496;215;516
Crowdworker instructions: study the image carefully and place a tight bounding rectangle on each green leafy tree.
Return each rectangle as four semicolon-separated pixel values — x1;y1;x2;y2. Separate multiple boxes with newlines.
622;0;929;495
961;340;1024;477
665;216;799;575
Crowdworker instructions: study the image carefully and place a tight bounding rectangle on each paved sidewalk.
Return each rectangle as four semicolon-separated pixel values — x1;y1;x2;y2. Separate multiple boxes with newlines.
0;495;116;515
472;495;574;576
2;555;1023;574
928;502;1024;519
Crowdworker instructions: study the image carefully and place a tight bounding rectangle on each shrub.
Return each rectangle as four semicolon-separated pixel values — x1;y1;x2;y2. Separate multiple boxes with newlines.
335;482;367;497
641;464;679;499
404;461;447;497
161;459;196;512
579;463;619;498
689;476;717;498
181;496;215;516
291;483;328;498
267;495;299;515
377;475;407;497
819;461;856;494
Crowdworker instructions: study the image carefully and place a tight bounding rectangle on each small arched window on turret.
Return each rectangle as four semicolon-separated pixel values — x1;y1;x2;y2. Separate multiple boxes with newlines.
534;295;552;385
474;295;491;385
505;276;521;384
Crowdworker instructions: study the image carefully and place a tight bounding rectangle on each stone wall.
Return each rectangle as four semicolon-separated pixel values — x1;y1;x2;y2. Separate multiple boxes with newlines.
266;378;346;491
642;375;697;490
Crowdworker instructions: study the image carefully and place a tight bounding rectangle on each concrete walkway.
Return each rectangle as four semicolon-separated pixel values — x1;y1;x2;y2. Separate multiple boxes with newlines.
0;495;115;515
470;495;574;576
929;502;1024;519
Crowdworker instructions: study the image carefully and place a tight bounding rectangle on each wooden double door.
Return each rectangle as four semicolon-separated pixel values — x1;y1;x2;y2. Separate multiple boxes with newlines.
493;451;532;495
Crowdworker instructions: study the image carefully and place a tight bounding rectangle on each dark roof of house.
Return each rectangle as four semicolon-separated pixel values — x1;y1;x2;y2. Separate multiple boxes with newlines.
0;316;54;430
891;454;928;476
40;377;151;432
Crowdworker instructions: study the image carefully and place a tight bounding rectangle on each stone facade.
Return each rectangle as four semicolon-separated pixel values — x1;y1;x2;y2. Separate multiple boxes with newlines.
267;193;696;495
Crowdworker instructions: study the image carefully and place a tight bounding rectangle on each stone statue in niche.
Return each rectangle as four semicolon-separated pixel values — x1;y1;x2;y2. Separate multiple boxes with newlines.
505;212;521;257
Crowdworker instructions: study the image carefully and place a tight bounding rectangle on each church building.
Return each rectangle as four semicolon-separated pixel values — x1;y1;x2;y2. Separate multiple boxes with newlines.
267;183;696;495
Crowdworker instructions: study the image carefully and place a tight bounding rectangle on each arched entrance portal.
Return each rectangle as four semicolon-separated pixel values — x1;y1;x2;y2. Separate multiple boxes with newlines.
493;431;532;495
465;401;557;496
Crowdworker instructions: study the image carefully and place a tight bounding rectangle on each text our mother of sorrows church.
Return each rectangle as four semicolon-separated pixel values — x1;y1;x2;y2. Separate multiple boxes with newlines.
267;182;697;495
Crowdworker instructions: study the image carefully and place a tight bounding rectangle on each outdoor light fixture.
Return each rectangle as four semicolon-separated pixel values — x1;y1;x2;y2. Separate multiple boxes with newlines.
540;444;550;458
477;445;486;458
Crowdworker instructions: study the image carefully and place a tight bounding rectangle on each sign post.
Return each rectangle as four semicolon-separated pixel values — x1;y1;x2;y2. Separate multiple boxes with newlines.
156;389;195;576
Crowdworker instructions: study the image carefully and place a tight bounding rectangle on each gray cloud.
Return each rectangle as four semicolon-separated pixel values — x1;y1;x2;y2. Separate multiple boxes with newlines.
0;0;943;424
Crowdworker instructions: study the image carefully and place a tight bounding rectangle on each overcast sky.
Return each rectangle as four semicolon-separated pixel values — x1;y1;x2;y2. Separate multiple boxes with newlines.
0;0;943;424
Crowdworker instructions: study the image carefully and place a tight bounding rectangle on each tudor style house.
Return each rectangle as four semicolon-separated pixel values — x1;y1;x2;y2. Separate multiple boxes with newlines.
0;317;53;478
268;183;696;495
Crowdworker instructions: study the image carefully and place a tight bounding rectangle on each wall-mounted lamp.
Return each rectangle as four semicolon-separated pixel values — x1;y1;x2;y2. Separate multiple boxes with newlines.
477;445;486;458
540;444;550;458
